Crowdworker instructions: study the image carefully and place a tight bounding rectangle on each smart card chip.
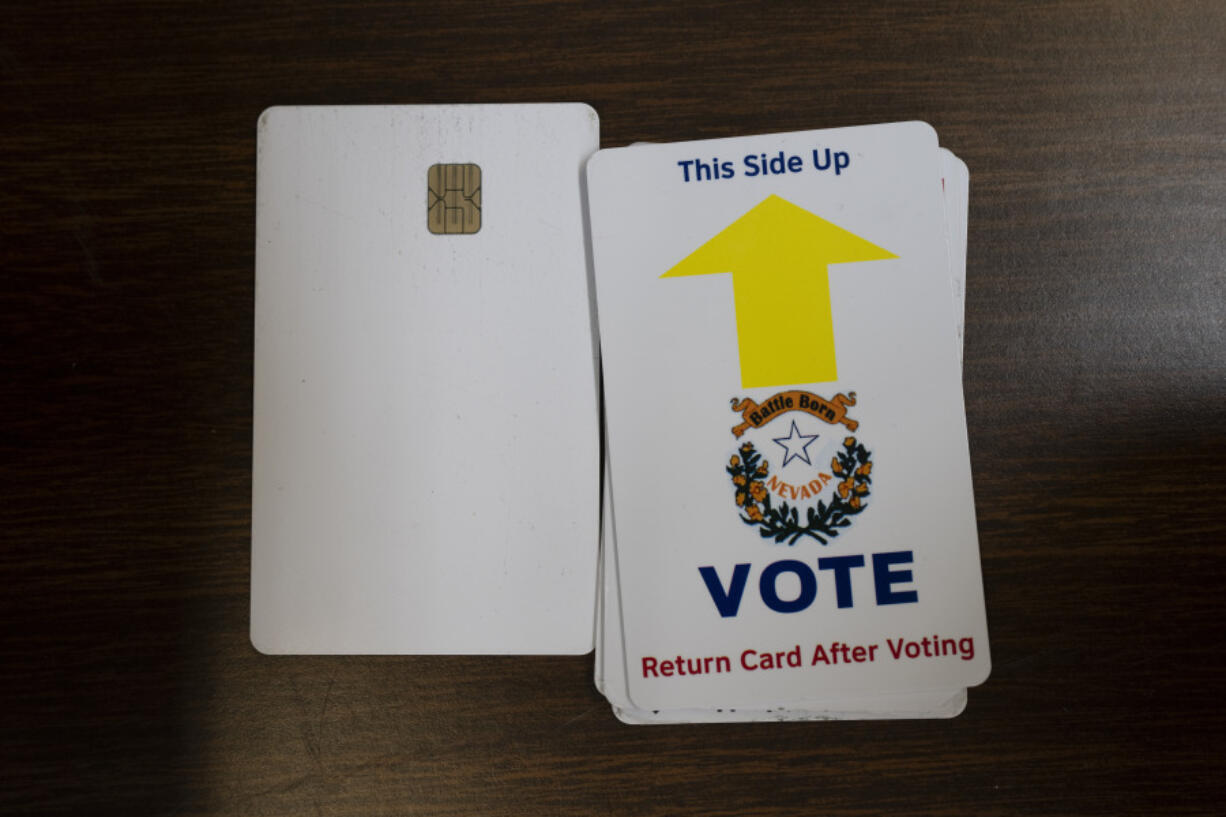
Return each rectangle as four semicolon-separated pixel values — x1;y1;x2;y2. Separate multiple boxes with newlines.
428;163;482;234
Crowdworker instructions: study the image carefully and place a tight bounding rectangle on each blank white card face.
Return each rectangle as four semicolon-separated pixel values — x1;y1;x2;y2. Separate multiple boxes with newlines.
252;104;601;654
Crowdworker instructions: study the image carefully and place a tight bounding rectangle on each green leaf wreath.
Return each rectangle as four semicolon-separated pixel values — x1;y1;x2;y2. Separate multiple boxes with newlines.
726;436;873;545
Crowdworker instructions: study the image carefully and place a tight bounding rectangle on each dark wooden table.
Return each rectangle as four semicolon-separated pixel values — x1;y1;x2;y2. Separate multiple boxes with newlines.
3;2;1224;814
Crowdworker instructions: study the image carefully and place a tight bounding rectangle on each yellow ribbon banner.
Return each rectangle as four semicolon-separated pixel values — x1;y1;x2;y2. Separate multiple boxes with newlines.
730;391;858;438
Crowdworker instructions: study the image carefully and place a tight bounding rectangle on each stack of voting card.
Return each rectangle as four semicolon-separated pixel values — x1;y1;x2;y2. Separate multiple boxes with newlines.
587;122;988;722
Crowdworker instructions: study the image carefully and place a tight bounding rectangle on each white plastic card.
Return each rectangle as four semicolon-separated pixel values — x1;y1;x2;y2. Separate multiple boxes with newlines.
252;104;601;654
595;147;975;722
587;122;990;712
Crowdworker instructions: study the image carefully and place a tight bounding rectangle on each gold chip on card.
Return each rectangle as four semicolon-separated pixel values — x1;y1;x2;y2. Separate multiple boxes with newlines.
427;163;482;234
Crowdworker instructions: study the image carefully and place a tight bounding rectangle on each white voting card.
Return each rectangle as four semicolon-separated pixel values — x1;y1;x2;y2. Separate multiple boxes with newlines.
595;147;974;721
252;104;601;654
587;122;989;711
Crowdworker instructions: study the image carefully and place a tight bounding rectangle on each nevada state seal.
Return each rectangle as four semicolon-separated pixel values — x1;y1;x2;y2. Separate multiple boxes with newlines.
725;390;873;545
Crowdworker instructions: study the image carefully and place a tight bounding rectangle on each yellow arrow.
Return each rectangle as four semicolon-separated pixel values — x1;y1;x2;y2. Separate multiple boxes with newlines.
661;195;896;388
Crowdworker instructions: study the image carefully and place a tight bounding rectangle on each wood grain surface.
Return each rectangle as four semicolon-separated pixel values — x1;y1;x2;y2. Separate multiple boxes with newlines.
2;1;1224;814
